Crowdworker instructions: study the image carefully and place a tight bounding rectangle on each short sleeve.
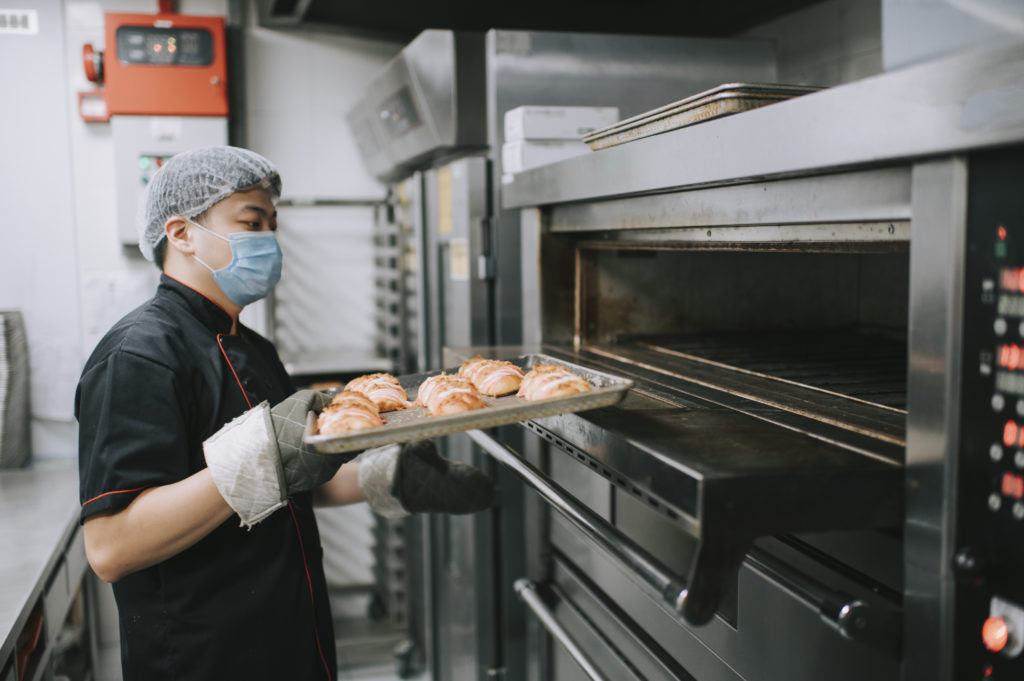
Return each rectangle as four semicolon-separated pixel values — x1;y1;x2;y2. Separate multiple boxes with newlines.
77;349;191;522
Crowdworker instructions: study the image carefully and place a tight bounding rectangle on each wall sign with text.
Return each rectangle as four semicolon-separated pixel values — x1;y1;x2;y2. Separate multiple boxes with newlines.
0;10;38;35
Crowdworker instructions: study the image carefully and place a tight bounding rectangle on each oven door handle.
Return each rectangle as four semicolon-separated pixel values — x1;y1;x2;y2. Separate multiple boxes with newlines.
467;429;690;617
515;578;610;681
470;428;902;658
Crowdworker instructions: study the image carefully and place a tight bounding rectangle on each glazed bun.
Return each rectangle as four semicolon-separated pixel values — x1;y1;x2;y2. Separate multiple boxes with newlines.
517;364;593;401
415;373;487;416
459;356;525;397
344;373;410;412
317;390;384;434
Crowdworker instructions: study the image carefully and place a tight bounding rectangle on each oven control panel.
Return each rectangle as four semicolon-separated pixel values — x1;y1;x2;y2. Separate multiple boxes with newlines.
960;146;1024;679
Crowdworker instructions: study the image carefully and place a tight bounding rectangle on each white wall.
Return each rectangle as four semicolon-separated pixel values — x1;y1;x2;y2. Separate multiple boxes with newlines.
243;17;399;200
0;1;82;460
241;16;403;370
740;0;883;86
64;0;232;370
884;0;1024;71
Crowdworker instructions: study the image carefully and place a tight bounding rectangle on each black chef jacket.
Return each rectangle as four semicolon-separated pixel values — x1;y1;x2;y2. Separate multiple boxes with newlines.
76;274;336;681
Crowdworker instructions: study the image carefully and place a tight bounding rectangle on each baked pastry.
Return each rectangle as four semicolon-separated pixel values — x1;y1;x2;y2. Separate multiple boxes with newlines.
414;373;487;416
517;364;593;401
317;390;384;435
344;372;410;412
458;356;525;397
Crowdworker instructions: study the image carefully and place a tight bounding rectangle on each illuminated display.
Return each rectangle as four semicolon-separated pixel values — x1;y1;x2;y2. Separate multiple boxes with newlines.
116;26;213;66
1001;267;1024;293
1002;472;1024;499
1000;344;1024;371
996;225;1009;258
997;294;1024;318
1003;419;1024;448
996;371;1024;395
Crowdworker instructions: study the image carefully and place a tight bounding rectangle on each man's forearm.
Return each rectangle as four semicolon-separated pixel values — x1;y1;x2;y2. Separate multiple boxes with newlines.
312;462;365;507
83;468;234;582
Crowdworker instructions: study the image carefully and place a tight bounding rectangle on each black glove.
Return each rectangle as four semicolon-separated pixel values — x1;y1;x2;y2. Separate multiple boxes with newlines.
392;440;495;514
357;440;495;518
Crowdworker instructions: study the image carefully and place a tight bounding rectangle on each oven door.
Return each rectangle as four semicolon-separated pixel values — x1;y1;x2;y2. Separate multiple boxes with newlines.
468;421;902;681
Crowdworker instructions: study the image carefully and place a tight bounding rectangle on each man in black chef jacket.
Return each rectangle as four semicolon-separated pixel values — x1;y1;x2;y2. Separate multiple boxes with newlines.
76;145;492;681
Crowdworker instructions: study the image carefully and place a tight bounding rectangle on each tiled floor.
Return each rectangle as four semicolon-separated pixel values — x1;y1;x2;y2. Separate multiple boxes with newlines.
337;668;428;681
96;646;428;681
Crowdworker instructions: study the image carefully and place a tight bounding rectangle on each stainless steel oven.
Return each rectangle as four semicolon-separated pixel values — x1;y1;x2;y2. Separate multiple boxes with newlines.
459;41;1024;681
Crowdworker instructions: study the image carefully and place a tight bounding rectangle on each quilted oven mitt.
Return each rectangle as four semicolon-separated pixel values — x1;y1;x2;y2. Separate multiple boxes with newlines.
203;390;352;528
271;390;346;495
356;439;495;518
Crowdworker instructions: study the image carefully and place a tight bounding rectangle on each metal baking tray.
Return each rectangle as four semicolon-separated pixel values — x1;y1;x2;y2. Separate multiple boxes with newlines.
304;353;634;454
583;82;823;151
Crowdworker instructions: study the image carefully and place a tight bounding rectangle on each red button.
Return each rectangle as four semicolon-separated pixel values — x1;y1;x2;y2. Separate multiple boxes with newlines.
1002;472;1024;499
1005;420;1019;448
984;616;1009;652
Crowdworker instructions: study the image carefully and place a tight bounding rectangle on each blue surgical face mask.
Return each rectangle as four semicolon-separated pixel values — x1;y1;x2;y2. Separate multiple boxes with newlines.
188;219;283;307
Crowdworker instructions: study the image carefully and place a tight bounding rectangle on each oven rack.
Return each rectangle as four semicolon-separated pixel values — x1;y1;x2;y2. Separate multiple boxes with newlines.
637;330;907;409
596;330;908;452
573;343;905;464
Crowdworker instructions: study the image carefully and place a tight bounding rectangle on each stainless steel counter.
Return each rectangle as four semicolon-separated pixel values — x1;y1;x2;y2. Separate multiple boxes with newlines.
0;462;81;673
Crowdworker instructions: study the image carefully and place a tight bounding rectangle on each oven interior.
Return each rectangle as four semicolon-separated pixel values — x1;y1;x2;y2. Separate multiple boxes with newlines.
526;236;909;644
575;243;907;419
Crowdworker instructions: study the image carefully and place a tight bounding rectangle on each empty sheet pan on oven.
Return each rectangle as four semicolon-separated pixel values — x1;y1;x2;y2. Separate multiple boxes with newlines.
303;354;634;454
583;82;823;151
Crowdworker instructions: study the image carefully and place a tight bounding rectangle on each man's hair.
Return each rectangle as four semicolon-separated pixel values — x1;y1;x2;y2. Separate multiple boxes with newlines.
154;208;210;269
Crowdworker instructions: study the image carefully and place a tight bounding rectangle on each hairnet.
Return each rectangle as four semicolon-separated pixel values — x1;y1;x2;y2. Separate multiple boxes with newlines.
138;145;282;261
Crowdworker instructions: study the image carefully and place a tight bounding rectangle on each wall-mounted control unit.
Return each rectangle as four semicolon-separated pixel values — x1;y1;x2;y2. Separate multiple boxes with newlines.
80;11;229;247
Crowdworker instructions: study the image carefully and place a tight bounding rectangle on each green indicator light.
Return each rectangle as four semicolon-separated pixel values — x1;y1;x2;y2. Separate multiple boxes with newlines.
996;241;1008;259
139;156;150;170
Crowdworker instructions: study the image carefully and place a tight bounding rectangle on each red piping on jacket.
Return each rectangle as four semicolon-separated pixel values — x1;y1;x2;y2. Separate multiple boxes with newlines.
82;486;151;507
218;337;332;681
163;273;236;323
216;334;252;409
289;503;333;681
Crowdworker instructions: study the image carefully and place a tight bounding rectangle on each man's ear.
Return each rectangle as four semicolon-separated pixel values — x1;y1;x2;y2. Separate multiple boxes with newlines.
164;217;194;256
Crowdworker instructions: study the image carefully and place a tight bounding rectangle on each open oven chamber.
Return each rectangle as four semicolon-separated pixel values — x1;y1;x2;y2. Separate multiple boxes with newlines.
456;167;911;681
464;43;1024;681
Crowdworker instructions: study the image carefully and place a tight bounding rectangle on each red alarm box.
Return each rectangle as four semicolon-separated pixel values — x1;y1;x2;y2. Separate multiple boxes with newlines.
102;12;227;116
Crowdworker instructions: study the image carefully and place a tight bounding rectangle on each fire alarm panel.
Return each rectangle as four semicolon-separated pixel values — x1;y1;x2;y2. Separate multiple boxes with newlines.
103;12;227;117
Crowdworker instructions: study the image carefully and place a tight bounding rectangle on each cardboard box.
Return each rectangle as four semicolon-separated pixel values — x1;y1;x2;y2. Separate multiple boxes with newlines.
504;106;620;142
501;140;591;174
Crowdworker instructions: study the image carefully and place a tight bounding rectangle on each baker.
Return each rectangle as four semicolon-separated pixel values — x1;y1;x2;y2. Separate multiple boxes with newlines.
75;145;493;681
